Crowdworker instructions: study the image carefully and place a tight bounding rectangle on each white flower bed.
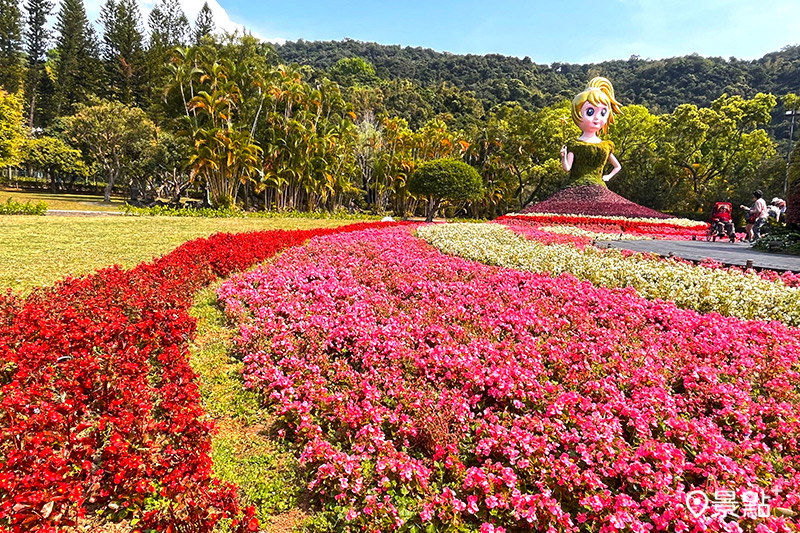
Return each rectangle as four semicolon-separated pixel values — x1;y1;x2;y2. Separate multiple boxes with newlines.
418;223;800;326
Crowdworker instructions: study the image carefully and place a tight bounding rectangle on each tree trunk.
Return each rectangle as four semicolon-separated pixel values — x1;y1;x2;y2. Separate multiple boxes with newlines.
425;197;439;223
104;171;117;203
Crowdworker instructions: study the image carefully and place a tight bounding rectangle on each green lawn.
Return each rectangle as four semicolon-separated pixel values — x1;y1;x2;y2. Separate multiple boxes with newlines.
0;215;357;294
0;188;126;212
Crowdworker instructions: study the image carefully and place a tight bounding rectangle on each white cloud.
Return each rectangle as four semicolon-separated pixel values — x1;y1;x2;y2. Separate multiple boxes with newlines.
83;0;286;44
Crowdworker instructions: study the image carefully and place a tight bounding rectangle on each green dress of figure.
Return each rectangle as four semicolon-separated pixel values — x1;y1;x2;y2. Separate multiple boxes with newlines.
565;139;615;187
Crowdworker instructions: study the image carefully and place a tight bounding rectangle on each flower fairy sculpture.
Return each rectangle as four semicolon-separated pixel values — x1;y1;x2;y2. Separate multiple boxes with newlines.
521;76;670;218
560;77;622;187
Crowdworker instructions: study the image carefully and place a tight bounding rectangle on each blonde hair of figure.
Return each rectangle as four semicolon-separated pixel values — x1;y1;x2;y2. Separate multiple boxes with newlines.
570;77;622;134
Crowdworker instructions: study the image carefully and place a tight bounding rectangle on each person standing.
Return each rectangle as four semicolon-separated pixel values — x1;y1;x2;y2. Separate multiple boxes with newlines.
740;190;768;242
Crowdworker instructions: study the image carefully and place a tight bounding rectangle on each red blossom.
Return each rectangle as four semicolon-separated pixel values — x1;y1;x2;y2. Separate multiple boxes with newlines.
0;220;410;532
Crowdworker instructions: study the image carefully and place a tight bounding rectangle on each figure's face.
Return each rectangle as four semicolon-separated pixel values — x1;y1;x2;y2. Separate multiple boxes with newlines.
578;101;609;134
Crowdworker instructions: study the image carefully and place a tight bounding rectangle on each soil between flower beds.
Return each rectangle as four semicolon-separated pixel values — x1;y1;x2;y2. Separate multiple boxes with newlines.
521;185;673;219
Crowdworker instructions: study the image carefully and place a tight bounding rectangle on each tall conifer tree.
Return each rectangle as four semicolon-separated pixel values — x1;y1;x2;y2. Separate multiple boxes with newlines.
53;0;101;115
0;0;24;93
23;0;53;127
148;0;189;49
193;2;215;44
146;0;189;100
99;0;145;104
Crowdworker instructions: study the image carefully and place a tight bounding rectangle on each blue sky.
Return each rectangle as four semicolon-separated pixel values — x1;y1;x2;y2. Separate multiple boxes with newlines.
82;0;800;64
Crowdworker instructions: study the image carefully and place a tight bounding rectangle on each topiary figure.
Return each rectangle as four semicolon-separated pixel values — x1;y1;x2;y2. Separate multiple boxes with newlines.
787;140;800;226
408;159;483;222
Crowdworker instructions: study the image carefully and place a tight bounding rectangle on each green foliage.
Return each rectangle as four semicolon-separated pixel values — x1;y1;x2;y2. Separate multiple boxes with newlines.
328;56;379;87
20;136;92;187
52;0;102;117
276;41;800;143
11;24;800;219
0;0;24;93
787;139;800;225
23;0;53;128
65;99;156;201
0;196;47;215
147;0;188;49
0;89;24;167
752;221;800;254
193;2;215;45
409;158;482;221
99;0;146;105
409;159;483;200
122;203;380;220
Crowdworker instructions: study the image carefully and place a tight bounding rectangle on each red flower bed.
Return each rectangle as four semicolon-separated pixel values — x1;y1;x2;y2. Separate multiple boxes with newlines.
0;221;408;533
520;185;674;219
500;213;707;237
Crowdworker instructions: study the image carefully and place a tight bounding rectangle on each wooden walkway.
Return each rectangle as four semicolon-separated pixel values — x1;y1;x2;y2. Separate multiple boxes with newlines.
601;239;800;273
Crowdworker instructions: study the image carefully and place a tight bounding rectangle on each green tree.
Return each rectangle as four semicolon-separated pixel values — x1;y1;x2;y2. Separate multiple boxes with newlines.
141;131;191;204
381;79;434;130
23;0;53;127
65;100;156;202
52;0;101;116
193;2;215;45
606;104;674;210
0;89;25;168
148;0;189;49
662;93;777;211
328;57;379;87
783;93;799;196
0;0;24;93
431;82;485;130
787;140;800;225
19;135;91;191
146;0;189;103
257;63;358;212
185;60;261;208
408;158;483;222
99;0;146;104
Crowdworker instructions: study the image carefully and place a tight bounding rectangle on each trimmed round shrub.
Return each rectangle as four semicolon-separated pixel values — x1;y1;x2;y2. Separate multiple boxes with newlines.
408;159;483;221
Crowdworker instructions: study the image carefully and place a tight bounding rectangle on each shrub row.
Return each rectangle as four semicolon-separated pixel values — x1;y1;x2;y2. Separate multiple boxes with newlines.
0;197;47;215
0;220;407;532
122;203;381;221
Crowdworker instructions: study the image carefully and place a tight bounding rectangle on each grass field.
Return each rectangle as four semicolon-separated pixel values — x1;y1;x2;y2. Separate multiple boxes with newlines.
0;215;357;293
0;187;127;212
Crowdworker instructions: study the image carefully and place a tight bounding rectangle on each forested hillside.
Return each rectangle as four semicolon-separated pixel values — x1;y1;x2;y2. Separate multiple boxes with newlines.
1;0;798;220
277;39;800;136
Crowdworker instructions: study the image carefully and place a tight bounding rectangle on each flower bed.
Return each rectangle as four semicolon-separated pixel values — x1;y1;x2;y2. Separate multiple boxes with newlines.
418;223;800;326
219;226;800;532
518;185;674;219
0;220;407;533
501;213;708;236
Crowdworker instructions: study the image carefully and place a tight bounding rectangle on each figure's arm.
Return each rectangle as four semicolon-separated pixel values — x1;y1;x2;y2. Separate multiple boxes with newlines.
560;145;573;171
603;153;621;182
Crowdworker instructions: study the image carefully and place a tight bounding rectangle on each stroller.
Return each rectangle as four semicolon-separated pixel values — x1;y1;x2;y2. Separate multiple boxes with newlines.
706;202;736;242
